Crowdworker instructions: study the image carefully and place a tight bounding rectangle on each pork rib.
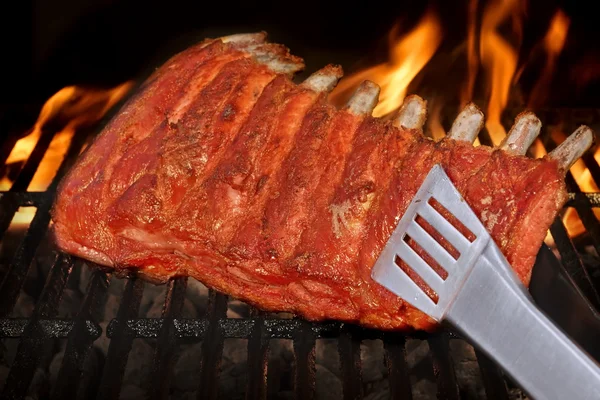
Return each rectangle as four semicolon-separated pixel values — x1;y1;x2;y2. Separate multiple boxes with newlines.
52;32;593;331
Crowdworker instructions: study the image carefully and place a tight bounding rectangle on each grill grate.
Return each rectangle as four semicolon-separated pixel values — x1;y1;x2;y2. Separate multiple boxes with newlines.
0;106;599;399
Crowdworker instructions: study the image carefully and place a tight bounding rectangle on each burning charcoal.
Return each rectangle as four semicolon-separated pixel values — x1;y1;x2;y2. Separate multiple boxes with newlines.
120;384;145;400
102;293;122;322
315;364;342;400
25;367;47;400
405;339;437;399
49;347;103;398
412;379;439;400
360;340;385;384
122;339;154;388
0;365;9;391
48;350;64;385
172;342;203;393
226;299;250;318
9;291;35;318
139;283;167;317
185;278;209;314
360;340;392;399
57;288;84;318
364;380;390;400
219;338;248;399
267;339;295;398
315;339;342;399
143;285;197;318
448;339;486;399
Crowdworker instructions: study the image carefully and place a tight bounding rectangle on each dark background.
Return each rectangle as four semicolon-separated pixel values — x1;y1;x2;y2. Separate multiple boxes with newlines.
1;0;599;114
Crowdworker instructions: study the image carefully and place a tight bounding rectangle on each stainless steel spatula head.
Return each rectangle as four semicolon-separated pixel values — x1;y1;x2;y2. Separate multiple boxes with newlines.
371;163;492;321
371;163;600;400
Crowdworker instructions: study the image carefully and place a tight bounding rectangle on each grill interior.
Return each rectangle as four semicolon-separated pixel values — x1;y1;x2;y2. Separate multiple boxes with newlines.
0;95;599;400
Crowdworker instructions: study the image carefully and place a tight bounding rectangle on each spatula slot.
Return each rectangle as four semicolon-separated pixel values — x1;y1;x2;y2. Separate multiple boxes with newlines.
427;197;476;243
394;252;439;304
415;214;460;263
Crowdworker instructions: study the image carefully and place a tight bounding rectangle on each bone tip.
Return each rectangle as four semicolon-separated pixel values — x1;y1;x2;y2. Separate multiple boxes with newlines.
302;64;344;92
447;102;484;143
220;32;268;44
464;102;483;115
345;80;381;115
549;125;595;172
498;111;543;154
393;95;428;129
509;111;542;135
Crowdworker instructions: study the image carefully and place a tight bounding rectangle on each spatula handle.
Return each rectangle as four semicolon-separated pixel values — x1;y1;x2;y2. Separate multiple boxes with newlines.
446;242;600;400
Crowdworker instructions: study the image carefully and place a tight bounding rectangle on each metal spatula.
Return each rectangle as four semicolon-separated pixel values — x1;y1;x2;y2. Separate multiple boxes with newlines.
371;163;600;400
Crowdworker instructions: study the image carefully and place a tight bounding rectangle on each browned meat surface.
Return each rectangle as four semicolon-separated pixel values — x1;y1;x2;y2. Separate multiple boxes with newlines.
52;33;569;331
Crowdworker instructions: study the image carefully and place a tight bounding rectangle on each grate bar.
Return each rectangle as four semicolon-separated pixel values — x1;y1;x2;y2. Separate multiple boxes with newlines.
292;320;316;400
0;128;56;242
582;152;600;192
9;128;56;192
0;131;22;173
0;253;74;399
0;203;52;317
566;192;600;207
0;192;42;206
427;334;460;400
0;318;99;337
96;278;145;400
148;277;188;400
0;126;92;317
338;326;363;400
103;318;343;339
383;333;413;400
565;174;600;257
550;218;600;310
475;349;509;400
51;268;111;400
197;290;228;400
245;309;269;400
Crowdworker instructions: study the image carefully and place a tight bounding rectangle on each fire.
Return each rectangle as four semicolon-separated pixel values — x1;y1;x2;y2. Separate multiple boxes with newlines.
530;128;600;240
460;0;479;108
1;82;133;228
479;0;524;145
528;10;571;108
550;129;600;238
329;8;442;118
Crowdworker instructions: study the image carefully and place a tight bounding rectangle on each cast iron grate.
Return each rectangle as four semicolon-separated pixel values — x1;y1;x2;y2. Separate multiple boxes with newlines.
0;105;599;400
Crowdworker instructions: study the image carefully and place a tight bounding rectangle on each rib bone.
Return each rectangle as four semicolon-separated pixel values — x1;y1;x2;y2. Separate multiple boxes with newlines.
345;80;380;115
393;95;428;129
223;34;304;75
302;65;344;92
549;126;595;174
499;112;542;155
221;32;267;44
447;103;484;143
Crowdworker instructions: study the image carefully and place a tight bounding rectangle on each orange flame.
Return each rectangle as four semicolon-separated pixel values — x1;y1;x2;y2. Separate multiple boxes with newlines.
1;82;133;227
329;8;442;117
551;129;600;238
530;128;600;241
479;0;524;145
460;0;480;108
527;10;570;108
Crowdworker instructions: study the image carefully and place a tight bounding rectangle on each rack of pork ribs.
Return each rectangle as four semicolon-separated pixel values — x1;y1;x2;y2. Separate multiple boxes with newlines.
52;32;594;331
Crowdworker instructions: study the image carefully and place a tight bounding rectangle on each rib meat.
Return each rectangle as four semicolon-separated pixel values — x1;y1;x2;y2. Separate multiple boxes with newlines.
52;33;585;331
